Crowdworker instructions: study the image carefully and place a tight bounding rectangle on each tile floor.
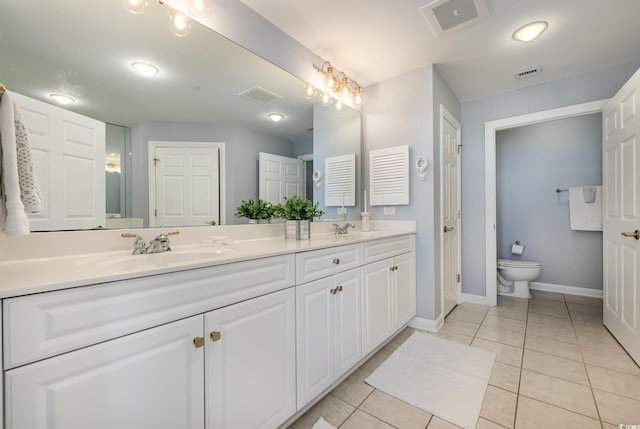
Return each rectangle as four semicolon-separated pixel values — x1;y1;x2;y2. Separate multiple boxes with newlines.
288;290;640;429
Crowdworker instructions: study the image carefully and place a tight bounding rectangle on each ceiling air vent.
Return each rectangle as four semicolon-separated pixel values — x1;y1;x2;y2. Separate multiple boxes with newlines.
514;66;542;79
238;86;283;105
420;0;490;37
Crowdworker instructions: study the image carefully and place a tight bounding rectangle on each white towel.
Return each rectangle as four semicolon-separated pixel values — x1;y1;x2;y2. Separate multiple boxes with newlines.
0;91;44;237
568;186;602;231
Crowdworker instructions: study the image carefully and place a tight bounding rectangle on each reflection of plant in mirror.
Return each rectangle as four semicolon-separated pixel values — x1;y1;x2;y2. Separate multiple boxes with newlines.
235;199;275;221
273;196;324;220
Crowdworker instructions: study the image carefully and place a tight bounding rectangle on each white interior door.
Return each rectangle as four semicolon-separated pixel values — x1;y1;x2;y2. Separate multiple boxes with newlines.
441;106;461;317
603;67;640;364
153;146;220;227
259;152;304;205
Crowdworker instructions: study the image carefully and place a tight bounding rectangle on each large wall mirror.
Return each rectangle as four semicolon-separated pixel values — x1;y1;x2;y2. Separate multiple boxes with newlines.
0;0;361;230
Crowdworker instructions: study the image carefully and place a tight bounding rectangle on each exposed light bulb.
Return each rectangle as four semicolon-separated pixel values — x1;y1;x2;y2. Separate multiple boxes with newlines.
303;83;317;99
335;100;343;112
169;10;191;37
122;0;147;14
50;93;75;105
188;0;211;18
320;92;333;107
353;86;364;106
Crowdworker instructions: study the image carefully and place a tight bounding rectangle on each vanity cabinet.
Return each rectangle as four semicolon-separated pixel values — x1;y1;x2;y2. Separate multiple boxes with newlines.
361;241;416;357
5;316;205;429
295;268;361;408
205;287;296;429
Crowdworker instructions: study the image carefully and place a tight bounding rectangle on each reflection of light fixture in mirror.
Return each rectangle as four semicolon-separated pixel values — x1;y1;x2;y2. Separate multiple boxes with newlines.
268;113;284;122
512;21;548;42
106;162;117;173
188;0;210;18
131;62;159;76
122;0;147;14
335;100;343;112
50;93;75;105
320;92;333;107
303;83;317;99
168;9;191;37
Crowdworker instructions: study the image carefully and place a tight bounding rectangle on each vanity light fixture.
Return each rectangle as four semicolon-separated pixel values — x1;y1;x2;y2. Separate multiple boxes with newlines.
268;113;284;122
122;0;147;14
320;92;334;107
50;93;75;105
512;21;548;42
335;100;343;112
131;61;159;76
188;0;211;18
303;83;317;99
317;61;364;107
168;9;191;37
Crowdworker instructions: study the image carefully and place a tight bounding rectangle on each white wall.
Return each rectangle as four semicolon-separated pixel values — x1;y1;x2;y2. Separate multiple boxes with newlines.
461;61;640;299
496;113;603;290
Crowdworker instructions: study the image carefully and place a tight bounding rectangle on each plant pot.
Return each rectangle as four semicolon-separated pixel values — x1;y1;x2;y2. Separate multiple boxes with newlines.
248;219;271;224
284;219;310;240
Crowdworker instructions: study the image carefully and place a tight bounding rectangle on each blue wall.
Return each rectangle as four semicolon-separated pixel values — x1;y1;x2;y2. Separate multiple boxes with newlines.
496;113;603;290
461;61;640;299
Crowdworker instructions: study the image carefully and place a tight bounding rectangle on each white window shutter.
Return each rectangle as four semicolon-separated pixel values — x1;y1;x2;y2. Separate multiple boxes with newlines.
370;145;409;206
325;153;356;207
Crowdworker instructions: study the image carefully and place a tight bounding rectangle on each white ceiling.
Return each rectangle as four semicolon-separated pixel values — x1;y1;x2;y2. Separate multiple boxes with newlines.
239;0;640;102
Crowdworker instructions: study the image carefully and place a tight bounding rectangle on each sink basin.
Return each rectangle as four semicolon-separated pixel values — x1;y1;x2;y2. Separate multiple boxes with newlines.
75;247;233;271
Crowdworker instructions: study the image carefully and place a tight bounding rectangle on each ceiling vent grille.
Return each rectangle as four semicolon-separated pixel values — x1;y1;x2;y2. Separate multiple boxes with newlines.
420;0;490;37
238;86;283;105
515;66;542;79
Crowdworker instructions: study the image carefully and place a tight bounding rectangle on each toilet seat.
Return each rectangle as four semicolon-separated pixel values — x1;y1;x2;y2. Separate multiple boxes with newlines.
497;259;541;269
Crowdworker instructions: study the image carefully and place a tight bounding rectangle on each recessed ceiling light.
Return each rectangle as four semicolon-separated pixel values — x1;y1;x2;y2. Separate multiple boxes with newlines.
512;21;548;42
268;113;284;122
131;62;159;76
50;93;75;105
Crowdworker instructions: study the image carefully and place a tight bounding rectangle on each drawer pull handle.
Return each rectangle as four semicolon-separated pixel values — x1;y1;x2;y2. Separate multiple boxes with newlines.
333;258;340;264
193;337;205;348
330;288;337;295
336;285;343;292
210;331;222;342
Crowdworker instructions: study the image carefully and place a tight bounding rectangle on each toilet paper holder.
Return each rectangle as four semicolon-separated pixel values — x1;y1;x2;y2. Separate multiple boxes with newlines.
511;241;525;255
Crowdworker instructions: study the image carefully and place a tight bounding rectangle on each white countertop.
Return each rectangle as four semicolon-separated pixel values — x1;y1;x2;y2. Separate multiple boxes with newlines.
0;226;414;299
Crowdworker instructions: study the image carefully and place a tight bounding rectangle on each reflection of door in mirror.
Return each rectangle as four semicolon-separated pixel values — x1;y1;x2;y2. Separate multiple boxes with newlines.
105;124;124;217
259;152;305;205
14;92;106;231
149;142;222;227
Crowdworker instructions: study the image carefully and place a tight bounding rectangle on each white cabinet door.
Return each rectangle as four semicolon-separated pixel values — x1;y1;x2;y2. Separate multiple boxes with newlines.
393;252;416;330
296;268;362;409
333;269;361;378
5;316;204;429
361;259;394;356
296;277;334;407
205;288;296;429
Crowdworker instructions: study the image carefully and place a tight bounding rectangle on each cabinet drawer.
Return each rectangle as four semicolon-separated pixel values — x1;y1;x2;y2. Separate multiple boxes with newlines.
296;243;361;284
361;235;415;264
3;254;295;369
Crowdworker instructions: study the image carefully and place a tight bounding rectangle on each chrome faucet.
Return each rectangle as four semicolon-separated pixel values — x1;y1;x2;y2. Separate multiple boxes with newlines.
121;230;180;255
333;222;355;235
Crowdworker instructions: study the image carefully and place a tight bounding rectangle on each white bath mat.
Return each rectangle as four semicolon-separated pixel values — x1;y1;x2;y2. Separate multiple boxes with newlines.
365;332;496;429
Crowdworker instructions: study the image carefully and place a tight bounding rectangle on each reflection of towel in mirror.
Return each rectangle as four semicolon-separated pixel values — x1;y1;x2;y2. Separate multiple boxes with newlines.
582;185;597;203
0;91;44;237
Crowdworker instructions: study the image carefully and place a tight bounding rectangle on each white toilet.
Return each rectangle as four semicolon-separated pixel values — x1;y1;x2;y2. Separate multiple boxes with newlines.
497;259;542;298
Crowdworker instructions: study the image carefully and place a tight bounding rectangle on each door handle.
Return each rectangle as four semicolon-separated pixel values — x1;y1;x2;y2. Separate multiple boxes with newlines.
444;226;454;233
206;220;217;225
621;230;640;240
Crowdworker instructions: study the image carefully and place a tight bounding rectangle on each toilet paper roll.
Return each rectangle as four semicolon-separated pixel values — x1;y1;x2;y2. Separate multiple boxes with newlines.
511;243;524;255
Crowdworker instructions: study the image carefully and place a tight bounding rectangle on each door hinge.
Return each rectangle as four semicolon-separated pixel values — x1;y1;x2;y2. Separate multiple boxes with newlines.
457;145;462;154
153;157;160;166
154;209;157;217
457;274;461;283
457;209;461;219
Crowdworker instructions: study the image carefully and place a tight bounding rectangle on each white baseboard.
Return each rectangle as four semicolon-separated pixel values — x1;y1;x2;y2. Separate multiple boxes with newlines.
462;293;488;306
408;315;442;332
530;282;603;298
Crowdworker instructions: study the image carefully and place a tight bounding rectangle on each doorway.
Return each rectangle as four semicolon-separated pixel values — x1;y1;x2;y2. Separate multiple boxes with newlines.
484;100;608;306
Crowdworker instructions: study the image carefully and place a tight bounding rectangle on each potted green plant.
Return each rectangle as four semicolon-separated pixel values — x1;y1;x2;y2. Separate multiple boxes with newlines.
273;195;324;240
234;199;274;223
